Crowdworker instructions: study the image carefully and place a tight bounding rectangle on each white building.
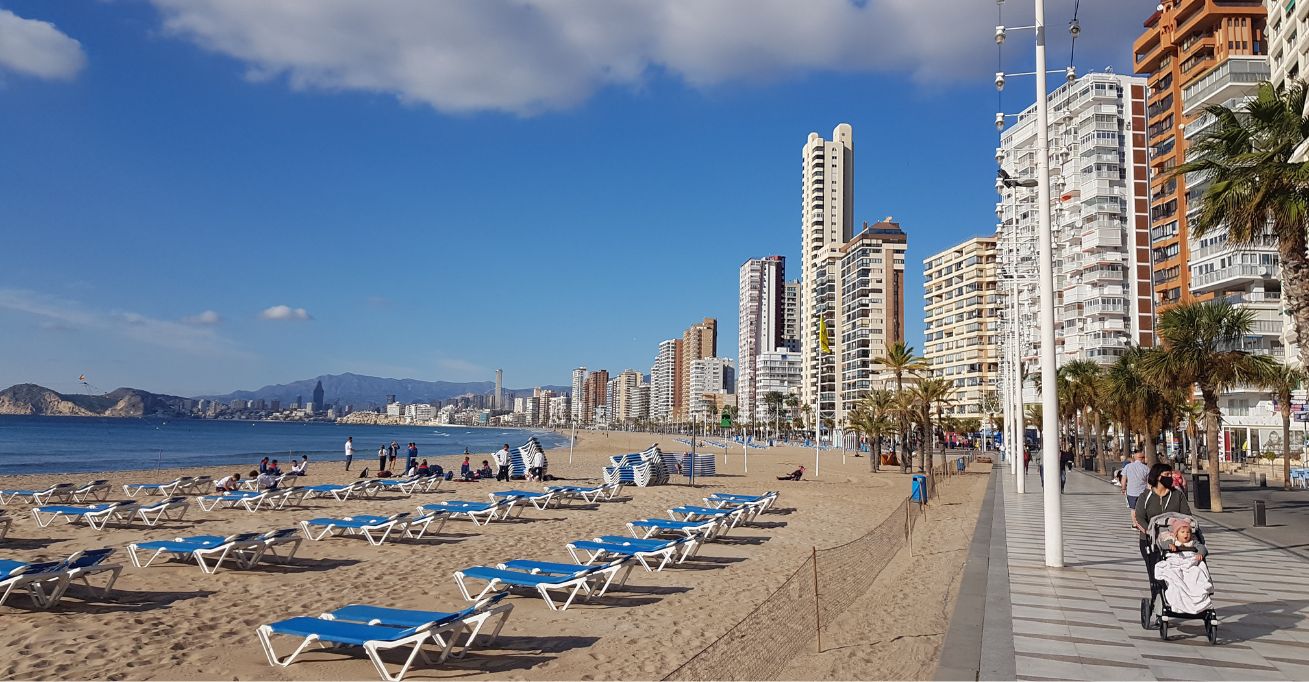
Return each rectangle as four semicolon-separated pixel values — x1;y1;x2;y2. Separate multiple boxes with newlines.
923;237;1000;419
800;123;855;424
570;367;586;422
548;395;570;425
1264;0;1304;364
689;357;735;420
783;280;801;352
753;349;802;427
386;402;404;418
997;72;1154;393
738;256;786;424
650;340;678;422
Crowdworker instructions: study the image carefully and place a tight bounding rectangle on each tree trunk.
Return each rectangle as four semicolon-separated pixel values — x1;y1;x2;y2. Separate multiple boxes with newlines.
1278;230;1309;372
923;406;934;476
1081;409;1092;470
872;437;881;473
1144;430;1158;466
1202;389;1224;512
1284;409;1293;491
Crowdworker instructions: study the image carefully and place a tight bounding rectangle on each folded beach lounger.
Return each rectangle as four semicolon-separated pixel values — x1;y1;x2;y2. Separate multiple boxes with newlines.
566;536;695;572
627;517;723;541
0;557;70;608
420;499;516;526
301;513;412;546
0;483;75;506
134;496;190;526
258;615;451;682
70;480;112;503
256;528;302;564
454;559;627;611
490;489;557;511
31;501;139;531
322;593;512;660
127;531;264;574
197;490;268;512
123;477;194;498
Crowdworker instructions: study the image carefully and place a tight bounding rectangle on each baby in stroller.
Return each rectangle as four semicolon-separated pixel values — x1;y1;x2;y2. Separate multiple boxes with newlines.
1140;512;1218;643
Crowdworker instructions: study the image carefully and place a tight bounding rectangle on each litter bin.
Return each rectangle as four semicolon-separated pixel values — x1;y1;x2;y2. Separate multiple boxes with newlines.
1192;473;1211;510
955;457;966;473
911;474;929;503
1083;457;1094;471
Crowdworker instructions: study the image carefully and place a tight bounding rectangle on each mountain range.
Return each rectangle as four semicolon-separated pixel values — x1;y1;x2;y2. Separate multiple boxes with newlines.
197;372;571;406
0;384;192;417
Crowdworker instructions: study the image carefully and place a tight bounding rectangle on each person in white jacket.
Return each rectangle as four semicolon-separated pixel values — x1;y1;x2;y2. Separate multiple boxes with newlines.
494;444;511;482
528;449;545;481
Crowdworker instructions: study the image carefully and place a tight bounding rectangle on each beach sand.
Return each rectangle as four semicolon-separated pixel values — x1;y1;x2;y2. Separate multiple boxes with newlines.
0;431;987;680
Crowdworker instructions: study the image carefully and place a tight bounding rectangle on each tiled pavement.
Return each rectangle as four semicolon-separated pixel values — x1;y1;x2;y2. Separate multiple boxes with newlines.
1001;466;1309;681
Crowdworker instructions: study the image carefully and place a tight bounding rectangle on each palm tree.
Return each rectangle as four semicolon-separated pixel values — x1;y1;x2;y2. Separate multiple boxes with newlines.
848;388;896;472
874;341;926;472
1103;347;1171;465
762;391;785;438
1139;301;1280;511
1174;80;1309;371
1060;359;1103;468
1263;362;1307;490
910;376;954;476
1176;399;1204;470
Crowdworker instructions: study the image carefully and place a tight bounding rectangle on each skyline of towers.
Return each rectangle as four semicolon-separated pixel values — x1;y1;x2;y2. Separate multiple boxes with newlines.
738;256;786;424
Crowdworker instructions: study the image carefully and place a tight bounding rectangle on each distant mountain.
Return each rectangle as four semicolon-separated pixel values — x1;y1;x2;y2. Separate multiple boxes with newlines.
197;372;570;406
0;384;192;417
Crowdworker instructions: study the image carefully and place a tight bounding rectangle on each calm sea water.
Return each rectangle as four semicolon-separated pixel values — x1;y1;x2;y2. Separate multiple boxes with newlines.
0;416;567;475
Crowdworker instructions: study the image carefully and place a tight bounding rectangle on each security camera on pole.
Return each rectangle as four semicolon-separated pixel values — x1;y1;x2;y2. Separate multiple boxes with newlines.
993;0;1069;568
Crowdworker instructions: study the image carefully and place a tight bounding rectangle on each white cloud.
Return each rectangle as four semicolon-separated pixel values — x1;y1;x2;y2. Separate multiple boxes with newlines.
149;0;1141;115
0;288;243;356
0;10;86;81
260;304;311;321
183;309;221;325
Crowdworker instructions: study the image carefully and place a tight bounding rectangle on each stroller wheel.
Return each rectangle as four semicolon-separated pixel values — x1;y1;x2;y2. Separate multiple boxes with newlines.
1158;618;1169;641
1206;621;1218;645
1139;598;1152;630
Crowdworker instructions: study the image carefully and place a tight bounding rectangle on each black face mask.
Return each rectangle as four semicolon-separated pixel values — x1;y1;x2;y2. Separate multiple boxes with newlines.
1158;476;1174;490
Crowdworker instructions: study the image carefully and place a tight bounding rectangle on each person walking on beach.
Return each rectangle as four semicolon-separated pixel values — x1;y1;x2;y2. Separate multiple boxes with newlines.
378;445;387;472
344;436;354;470
388;441;399;472
494;444;510;482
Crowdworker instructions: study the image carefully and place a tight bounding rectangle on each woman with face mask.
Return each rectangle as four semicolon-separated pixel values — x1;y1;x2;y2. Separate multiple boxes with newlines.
1133;463;1192;580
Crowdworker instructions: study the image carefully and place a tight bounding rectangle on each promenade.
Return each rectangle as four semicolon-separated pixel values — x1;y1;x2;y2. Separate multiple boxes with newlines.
940;466;1309;681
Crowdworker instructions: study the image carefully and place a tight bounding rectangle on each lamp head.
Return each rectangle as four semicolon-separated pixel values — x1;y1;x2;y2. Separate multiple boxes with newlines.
995;112;1006;131
1068;19;1081;37
995;72;1006;91
995;26;1006;45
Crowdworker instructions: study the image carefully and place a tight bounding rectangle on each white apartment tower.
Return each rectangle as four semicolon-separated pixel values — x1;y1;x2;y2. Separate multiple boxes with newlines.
753;349;802;427
837;220;908;421
650;340;678;422
494;369;503;410
570;367;586;422
689;357;735;421
738;256;786;424
923;237;1000;418
801;124;855;425
997;72;1154;382
783;280;801;352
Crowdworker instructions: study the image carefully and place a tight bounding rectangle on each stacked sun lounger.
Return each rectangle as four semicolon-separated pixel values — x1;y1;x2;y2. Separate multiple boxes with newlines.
508;437;546;479
602;445;668;487
660;452;717;477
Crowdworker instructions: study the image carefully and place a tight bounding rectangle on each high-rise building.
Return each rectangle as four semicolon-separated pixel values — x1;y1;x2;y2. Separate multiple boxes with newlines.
650;340;679;423
494;369;503;410
1268;0;1307;83
1134;1;1267;310
753;349;803;427
582;369;609;423
570;367;586;422
923;236;1000;419
311;380;325;413
738;256;786;424
613;369;643;424
783;280;801;352
800;124;855;424
677;318;717;420
997;73;1154;374
689;357;735;421
835;220;908;421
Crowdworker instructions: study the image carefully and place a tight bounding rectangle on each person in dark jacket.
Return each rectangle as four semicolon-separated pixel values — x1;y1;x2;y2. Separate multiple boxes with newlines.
1133;463;1192;580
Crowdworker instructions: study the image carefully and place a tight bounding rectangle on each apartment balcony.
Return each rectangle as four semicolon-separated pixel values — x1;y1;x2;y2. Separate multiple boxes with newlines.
1190;237;1278;263
1191;262;1281;292
1080;225;1124;250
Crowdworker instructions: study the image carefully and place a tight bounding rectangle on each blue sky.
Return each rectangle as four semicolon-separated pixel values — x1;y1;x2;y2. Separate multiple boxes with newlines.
0;1;1140;397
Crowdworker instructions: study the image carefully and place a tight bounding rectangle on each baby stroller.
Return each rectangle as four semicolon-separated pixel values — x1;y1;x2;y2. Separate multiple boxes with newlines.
1138;512;1219;643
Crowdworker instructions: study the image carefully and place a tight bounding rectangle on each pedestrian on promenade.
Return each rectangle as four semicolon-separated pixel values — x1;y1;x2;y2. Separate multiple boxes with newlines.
1122;451;1150;513
344;436;354;470
1133;463;1191;580
378;445;387;472
494;444;510;482
1022;447;1031;475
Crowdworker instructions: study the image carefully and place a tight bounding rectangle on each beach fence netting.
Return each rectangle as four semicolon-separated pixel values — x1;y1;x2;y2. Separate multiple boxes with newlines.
665;469;949;681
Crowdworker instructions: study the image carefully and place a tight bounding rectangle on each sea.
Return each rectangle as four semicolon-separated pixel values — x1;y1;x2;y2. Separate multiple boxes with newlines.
0;415;568;475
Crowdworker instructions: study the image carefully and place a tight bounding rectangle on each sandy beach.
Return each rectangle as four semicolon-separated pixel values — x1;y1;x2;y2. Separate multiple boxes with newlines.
0;431;987;681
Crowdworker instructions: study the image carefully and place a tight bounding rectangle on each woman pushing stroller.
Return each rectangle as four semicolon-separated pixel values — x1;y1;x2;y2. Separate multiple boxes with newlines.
1134;462;1219;643
1133;463;1191;580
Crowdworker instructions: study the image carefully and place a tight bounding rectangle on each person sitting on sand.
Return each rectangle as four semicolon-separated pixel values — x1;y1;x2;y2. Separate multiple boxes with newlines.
215;472;241;492
777;465;805;481
430;462;444;477
258;457;270;474
460;456;473;481
477;460;494;479
256;470;280;491
289;456;309;476
416;460;430;476
267;459;283;476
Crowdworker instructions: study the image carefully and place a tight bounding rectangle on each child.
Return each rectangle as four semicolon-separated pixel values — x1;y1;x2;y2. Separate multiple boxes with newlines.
460;456;473;481
1164;518;1207;563
215;472;241;492
477;460;494;479
1153;517;1214;615
416;459;430;477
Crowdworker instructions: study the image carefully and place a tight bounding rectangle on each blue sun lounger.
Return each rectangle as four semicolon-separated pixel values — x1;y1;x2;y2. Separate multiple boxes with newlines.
123;477;194;498
628;517;723;541
127;531;264;574
0;557;69;608
256;528;303;564
489;489;558;510
0;483;75;506
420;499;517;526
706;491;778;512
69;480;112;503
31;501;139;530
453;559;627;611
258;617;448;681
566;536;696;572
321;593;513;660
301;513;412;546
670;504;749;529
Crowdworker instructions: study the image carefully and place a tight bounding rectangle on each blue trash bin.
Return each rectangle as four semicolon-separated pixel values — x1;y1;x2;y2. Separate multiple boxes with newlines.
911;474;928;502
956;457;966;473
